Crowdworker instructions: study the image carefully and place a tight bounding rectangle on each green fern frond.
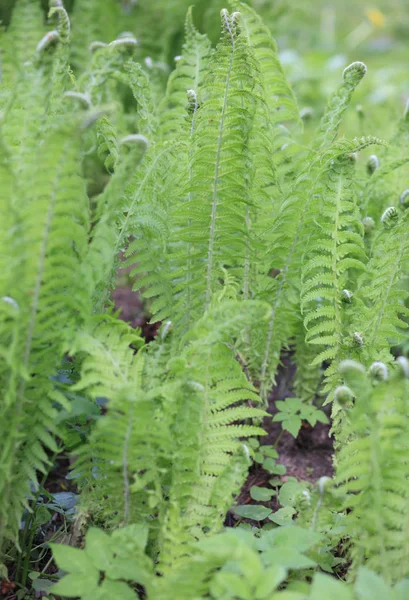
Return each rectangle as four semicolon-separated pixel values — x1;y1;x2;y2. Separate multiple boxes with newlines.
70;0;131;73
158;10;260;333
0;118;90;548
350;208;409;366
7;0;45;68
231;1;300;128
336;361;409;583
301;153;366;396
158;7;212;141
294;324;323;403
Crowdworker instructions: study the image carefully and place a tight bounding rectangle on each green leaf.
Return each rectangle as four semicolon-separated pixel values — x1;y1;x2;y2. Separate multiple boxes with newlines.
254;565;287;598
310;573;353;600
395;580;409;600
355;567;393;600
52;572;99;597
254;451;265;463
263;447;279;458
85;528;113;571
34;506;52;527
279;480;305;507
51;544;96;574
268;507;296;525
282;416;302;438
32;579;54;593
234;505;273;521
270;593;306;600
95;579;139;600
250;486;275;501
263;458;286;475
106;556;152;585
248;438;260;449
28;572;40;580
111;523;149;552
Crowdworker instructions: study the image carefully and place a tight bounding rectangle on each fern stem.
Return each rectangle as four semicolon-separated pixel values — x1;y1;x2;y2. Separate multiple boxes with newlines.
330;174;343;350
185;92;199;330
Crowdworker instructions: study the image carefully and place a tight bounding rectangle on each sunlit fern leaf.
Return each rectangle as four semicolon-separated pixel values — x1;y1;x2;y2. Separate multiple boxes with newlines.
120;60;158;136
85;141;149;310
157;298;268;573
123;141;181;321
45;3;72;116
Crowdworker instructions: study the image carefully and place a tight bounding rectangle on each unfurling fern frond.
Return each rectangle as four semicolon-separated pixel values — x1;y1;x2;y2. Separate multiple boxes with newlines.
317;61;367;149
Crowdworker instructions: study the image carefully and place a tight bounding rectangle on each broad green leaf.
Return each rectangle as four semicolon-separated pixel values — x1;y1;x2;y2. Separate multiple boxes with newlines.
234;505;273;520
263;458;286;474
210;572;252;600
279;480;305;507
95;579;139;600
250;486;275;501
263;447;279;458
310;573;353;600
282;417;302;438
106;556;152;585
52;572;99;597
395;579;409;600
355;567;393;600
85;528;113;571
111;523;149;552
254;565;287;598
268;507;296;525
51;544;96;574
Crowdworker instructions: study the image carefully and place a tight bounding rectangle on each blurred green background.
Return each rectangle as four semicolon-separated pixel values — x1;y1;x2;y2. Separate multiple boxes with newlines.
1;0;408;137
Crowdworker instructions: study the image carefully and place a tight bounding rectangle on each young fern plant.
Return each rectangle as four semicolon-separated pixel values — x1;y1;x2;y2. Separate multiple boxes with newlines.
70;299;269;576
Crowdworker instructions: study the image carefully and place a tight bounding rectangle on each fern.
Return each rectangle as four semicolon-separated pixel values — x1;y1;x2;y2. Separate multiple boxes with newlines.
350;207;409;367
158;7;212;141
301;152;367;394
71;299;268;576
0;118;90;549
336;359;409;582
